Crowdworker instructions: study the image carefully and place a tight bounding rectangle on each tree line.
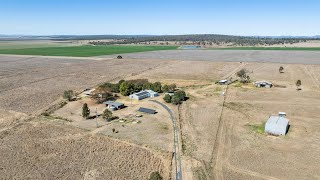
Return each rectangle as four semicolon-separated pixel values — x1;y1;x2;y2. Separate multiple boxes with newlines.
88;34;317;46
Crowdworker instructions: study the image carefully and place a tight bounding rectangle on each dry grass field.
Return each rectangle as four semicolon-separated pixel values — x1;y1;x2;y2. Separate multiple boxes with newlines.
0;53;320;180
125;60;320;179
0;119;172;180
0;55;172;114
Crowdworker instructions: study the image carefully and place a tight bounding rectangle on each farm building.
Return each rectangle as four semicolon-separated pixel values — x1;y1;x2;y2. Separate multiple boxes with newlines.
138;107;156;114
83;88;95;96
218;79;230;85
104;101;124;111
265;114;290;136
129;90;159;100
254;81;273;88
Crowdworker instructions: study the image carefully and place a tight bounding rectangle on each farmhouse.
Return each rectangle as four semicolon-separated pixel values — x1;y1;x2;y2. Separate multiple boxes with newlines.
129;90;159;100
138;107;156;114
265;114;290;136
104;101;124;111
254;81;273;88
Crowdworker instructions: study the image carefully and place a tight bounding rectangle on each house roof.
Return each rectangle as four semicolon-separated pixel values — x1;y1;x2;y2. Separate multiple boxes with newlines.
132;91;149;97
103;101;124;107
138;107;156;114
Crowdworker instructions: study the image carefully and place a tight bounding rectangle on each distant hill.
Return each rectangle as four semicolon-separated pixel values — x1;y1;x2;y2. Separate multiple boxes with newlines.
1;34;320;46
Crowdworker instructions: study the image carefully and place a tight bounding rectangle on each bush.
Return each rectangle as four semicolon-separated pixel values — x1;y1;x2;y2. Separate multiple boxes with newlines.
63;90;74;101
149;172;163;180
163;94;172;103
102;109;113;121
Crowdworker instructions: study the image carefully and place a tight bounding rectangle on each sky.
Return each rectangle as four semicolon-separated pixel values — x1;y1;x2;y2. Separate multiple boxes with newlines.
0;0;319;36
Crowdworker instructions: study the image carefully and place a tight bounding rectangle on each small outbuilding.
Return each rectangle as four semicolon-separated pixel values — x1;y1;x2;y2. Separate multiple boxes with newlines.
254;81;273;88
218;79;230;85
138;107;156;114
83;88;95;96
265;115;290;136
104;101;124;110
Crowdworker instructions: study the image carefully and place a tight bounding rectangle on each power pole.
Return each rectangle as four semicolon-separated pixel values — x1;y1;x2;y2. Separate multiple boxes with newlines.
95;107;98;128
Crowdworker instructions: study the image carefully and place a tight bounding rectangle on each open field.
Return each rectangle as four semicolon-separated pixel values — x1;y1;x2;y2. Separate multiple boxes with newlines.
0;53;320;179
0;119;172;179
0;40;76;49
104;50;320;64
0;55;173;114
0;45;178;57
212;47;320;51
118;60;320;179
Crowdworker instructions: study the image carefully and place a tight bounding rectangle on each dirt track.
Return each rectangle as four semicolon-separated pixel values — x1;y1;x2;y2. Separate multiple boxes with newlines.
101;50;320;64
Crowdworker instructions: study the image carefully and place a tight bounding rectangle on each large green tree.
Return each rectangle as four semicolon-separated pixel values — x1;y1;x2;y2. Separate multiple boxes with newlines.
153;82;162;93
175;90;187;101
171;95;181;105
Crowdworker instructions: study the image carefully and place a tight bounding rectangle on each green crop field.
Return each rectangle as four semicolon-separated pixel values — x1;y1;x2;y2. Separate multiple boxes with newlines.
210;47;320;51
0;45;178;57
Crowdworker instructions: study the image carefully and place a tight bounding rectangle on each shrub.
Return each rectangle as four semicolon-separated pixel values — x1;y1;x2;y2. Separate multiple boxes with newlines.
149;172;163;180
163;94;172;103
63;90;74;101
296;80;302;90
102;109;113;121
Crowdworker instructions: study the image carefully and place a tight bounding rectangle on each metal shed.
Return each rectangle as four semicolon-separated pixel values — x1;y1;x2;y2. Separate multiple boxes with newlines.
138;107;156;114
103;101;124;110
265;116;289;135
254;81;273;88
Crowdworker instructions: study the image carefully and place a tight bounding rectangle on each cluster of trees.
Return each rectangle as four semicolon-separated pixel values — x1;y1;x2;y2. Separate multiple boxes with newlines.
163;90;187;105
82;103;114;121
99;79;176;96
87;34;316;46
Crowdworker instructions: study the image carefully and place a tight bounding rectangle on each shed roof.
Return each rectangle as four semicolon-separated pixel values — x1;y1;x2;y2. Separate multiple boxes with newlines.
133;91;149;97
219;80;228;83
265;116;289;135
138;107;156;114
103;101;124;107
